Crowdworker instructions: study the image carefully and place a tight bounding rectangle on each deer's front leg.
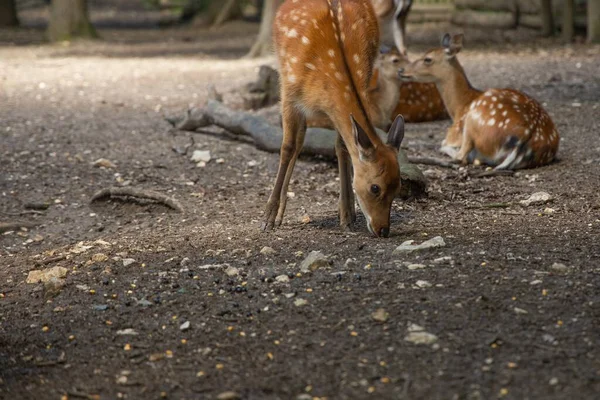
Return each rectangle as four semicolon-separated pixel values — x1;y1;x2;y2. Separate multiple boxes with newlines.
263;99;306;231
335;133;356;230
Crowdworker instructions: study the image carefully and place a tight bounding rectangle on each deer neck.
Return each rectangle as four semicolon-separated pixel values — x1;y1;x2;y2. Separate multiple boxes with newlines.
375;74;401;121
331;107;381;164
436;59;481;121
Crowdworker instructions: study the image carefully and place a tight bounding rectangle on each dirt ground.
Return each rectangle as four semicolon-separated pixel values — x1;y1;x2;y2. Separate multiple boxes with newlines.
1;2;600;400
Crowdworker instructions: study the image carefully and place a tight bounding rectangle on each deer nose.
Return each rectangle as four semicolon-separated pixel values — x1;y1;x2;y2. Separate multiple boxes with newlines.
398;68;404;75
379;227;390;238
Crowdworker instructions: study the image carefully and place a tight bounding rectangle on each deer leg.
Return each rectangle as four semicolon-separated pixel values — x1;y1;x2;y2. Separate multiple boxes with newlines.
336;133;356;229
275;114;306;227
394;0;413;55
456;127;475;164
440;122;462;158
263;99;305;231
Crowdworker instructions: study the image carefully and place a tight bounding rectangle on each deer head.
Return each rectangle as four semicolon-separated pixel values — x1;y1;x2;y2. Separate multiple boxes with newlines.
398;33;464;83
351;115;405;237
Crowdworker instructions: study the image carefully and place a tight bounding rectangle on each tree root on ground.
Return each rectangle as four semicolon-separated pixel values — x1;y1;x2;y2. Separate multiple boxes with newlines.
0;221;39;233
407;156;459;170
90;188;184;213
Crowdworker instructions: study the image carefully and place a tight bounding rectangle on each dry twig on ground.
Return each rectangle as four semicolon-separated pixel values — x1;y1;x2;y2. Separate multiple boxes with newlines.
90;188;184;213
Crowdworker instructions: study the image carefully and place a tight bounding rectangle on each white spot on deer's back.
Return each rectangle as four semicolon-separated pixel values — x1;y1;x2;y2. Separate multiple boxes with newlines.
288;74;297;83
302;36;310;45
334;72;343;81
328;49;335;58
488;118;496;126
305;63;316;70
353;54;360;64
290;56;298;63
287;29;298;38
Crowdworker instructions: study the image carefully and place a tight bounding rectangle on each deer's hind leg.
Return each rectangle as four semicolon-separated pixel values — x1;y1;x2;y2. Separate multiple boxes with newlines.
263;98;306;231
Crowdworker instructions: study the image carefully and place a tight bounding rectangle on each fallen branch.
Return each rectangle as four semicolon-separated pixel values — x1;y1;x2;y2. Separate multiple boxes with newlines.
90;188;184;213
0;221;39;233
1;210;45;217
407;156;459;169
167;100;427;199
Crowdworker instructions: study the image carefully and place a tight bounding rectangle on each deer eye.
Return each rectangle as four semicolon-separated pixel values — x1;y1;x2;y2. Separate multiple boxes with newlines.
424;57;433;65
392;58;400;64
370;185;381;195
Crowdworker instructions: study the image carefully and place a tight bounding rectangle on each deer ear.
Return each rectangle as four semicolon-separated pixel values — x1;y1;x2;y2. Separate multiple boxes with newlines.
379;44;392;54
451;34;464;52
387;114;405;151
443;33;463;58
351;115;374;161
441;33;451;48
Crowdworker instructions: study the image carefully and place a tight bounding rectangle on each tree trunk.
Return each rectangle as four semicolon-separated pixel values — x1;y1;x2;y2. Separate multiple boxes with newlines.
0;0;19;27
210;0;242;29
589;0;600;43
246;0;281;58
562;0;575;42
47;0;98;42
540;0;554;36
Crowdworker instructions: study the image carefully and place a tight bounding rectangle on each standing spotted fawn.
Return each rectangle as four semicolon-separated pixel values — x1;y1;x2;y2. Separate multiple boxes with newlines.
264;0;406;237
399;34;560;169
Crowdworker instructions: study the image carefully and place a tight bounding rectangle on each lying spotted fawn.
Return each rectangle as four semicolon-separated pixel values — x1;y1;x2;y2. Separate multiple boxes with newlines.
263;0;405;237
400;33;559;169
